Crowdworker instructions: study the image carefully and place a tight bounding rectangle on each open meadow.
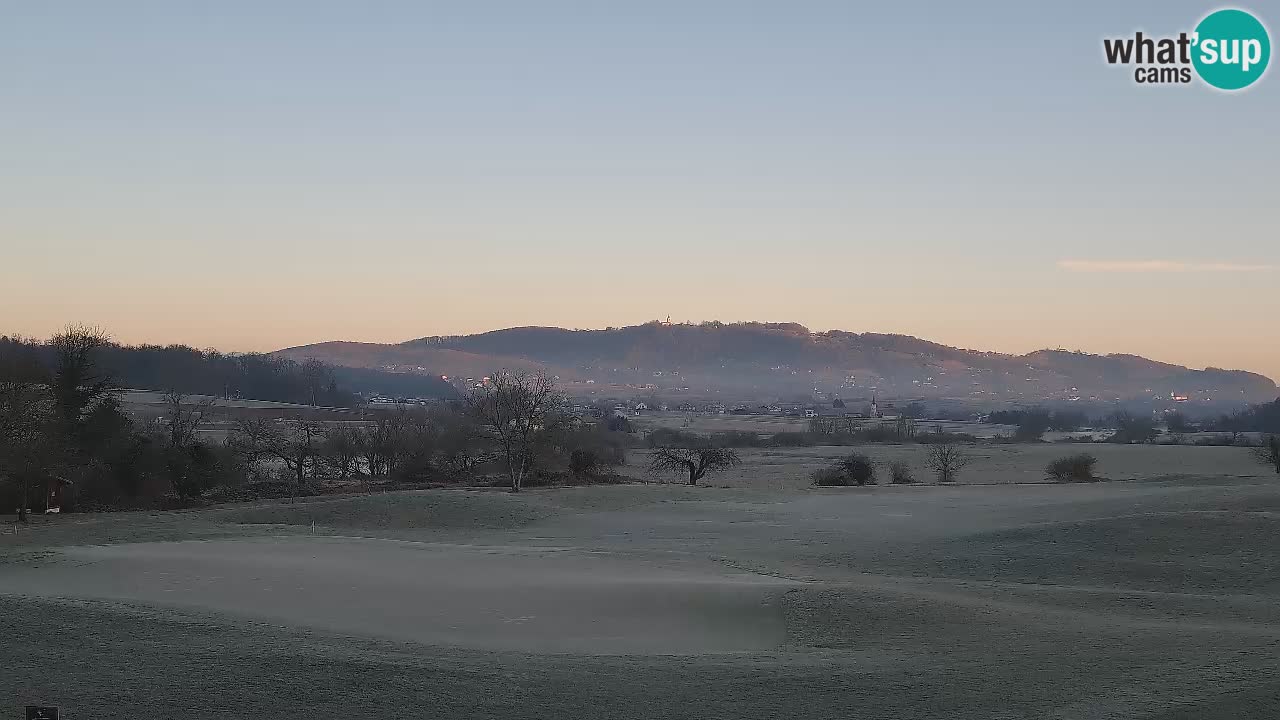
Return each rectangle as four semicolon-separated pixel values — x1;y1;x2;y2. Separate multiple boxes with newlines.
624;411;1269;488
630;410;1016;438
624;443;1269;489
3;442;1279;719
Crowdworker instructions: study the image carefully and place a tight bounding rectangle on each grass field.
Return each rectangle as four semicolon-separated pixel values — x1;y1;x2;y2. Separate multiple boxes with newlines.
624;443;1269;488
630;410;1015;438
3;448;1279;718
629;409;1018;438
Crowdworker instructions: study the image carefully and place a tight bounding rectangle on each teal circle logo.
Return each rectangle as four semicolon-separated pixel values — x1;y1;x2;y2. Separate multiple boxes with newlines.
1192;9;1271;90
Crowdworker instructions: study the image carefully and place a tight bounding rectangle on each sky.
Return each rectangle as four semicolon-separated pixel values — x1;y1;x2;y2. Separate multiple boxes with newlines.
2;1;1277;378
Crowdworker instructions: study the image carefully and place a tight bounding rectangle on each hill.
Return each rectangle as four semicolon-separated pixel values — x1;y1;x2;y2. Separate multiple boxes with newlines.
0;336;458;405
273;321;1278;407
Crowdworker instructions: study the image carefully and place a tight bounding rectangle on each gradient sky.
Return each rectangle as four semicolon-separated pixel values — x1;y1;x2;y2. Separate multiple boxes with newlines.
3;1;1277;378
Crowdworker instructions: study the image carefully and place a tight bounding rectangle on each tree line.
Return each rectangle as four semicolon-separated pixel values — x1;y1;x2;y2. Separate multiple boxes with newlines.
0;333;456;408
1206;399;1280;435
0;329;637;515
0;333;353;407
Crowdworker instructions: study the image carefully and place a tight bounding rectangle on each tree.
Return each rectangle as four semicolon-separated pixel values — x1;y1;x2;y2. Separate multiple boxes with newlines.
466;370;568;492
894;415;918;439
159;391;220;499
390;407;440;481
1165;410;1195;434
604;414;634;433
1254;435;1280;475
1014;408;1052;441
231;418;327;488
1219;412;1250;445
168;441;233;500
320;424;365;480
358;412;397;478
434;406;489;475
926;442;971;483
569;449;601;479
300;358;332;407
1108;411;1158;444
832;398;846;409
161;390;214;450
1049;410;1087;432
0;373;57;521
49;325;114;445
46;325;136;504
649;446;739;485
1211;400;1280;437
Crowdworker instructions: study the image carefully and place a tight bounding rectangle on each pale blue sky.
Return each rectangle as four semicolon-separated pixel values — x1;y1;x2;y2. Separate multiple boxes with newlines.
2;1;1277;376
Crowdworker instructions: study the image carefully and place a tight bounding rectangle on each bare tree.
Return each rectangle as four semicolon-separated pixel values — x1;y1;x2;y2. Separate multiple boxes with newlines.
231;417;327;488
357;412;396;478
155;391;218;500
1221;413;1249;446
434;405;489;475
300;358;329;407
466;370;567;492
1255;435;1280;475
161;390;215;449
388;406;440;481
649;447;739;485
926;442;971;483
354;406;434;479
320;424;365;480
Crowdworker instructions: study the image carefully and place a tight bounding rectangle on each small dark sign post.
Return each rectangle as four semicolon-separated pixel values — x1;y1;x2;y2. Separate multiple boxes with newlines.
25;707;59;720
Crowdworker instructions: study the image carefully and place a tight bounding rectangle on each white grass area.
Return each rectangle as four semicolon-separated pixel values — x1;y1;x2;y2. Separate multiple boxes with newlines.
0;536;793;655
3;475;1280;717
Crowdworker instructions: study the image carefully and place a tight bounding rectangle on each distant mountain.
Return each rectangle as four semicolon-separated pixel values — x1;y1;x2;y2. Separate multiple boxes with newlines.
273;321;1278;407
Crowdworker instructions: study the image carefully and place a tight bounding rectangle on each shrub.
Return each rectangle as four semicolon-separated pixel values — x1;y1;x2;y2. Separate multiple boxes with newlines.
645;427;703;449
888;461;915;484
768;431;816;447
858;426;900;443
569;449;601;478
811;467;850;486
201;485;260;504
603;414;633;433
242;479;321;499
168;441;235;500
916;432;978;445
813;453;879;486
838;452;877;485
710;430;765;448
1255;435;1280;475
1046;453;1098;482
